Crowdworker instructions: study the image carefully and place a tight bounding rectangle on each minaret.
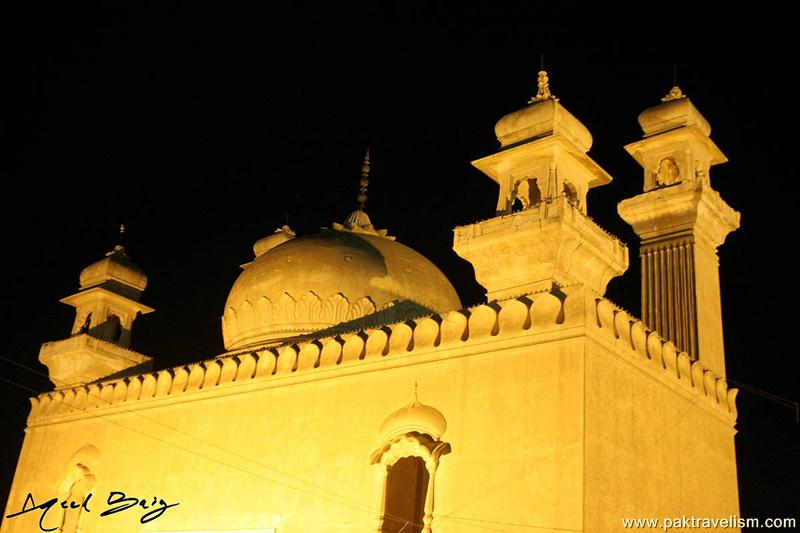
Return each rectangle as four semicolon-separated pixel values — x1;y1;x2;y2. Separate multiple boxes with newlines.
453;70;628;300
618;87;740;376
39;227;154;388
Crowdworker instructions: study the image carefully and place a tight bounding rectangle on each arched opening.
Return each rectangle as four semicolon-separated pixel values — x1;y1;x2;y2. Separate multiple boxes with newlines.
562;181;579;207
383;456;429;533
109;315;123;343
512;179;542;212
525;179;542;207
79;313;92;334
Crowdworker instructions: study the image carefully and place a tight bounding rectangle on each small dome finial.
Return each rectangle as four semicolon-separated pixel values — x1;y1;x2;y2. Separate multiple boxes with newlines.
333;148;394;238
358;148;370;210
661;86;686;102
108;224;128;256
528;70;555;104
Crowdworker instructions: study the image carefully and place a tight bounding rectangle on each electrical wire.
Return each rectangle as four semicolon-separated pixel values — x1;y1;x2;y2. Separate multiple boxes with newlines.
0;371;429;531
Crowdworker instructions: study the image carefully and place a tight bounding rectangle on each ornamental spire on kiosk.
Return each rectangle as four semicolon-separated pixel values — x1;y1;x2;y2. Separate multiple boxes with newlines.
528;69;555;103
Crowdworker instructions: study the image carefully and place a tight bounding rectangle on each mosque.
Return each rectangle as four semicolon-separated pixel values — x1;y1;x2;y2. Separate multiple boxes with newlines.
1;72;741;532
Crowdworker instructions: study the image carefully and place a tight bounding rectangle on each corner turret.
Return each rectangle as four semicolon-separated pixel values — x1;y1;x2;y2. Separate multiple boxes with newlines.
39;227;154;388
454;70;628;300
618;87;740;376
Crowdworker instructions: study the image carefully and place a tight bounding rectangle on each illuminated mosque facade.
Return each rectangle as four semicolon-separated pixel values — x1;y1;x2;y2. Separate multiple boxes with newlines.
1;73;742;532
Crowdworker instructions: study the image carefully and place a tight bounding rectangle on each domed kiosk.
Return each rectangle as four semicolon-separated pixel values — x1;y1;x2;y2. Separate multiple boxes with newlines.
222;209;461;350
377;398;448;443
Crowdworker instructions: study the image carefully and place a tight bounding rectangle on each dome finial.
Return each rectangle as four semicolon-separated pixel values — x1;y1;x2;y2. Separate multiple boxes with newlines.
358;148;370;210
332;149;394;239
528;69;555;104
661;65;686;102
107;224;128;257
661;85;686;102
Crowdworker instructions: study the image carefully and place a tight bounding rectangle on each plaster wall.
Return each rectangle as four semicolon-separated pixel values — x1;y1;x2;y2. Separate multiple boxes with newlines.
3;336;584;533
583;338;739;531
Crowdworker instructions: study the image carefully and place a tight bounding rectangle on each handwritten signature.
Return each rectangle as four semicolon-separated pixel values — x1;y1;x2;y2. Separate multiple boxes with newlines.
5;491;179;531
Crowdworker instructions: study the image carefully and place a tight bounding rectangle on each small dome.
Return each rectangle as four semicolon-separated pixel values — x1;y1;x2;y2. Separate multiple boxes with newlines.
638;93;711;137
494;98;592;151
79;245;147;292
222;226;461;350
253;225;296;258
379;400;447;441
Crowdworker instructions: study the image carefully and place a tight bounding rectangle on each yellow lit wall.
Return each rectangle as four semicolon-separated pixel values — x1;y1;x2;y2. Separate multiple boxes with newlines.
2;288;738;533
584;337;740;530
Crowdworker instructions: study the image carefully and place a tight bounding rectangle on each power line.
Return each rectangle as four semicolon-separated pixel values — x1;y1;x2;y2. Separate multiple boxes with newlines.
0;354;376;511
0;376;371;516
445;514;583;532
0;370;430;531
725;377;799;422
4;349;793;532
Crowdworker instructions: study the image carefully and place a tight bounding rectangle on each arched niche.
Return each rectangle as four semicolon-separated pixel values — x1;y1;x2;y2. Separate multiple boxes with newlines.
55;444;100;533
56;464;96;533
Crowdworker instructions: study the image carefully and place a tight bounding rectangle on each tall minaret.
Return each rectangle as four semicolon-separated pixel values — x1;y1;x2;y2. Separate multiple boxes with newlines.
39;228;154;388
453;71;628;300
618;87;740;376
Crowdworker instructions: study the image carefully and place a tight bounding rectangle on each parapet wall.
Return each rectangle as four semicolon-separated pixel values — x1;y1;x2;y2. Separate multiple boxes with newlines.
592;297;737;422
27;287;737;424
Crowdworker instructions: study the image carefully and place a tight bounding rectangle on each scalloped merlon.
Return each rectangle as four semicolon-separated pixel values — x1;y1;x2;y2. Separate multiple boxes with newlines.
592;298;736;418
27;291;736;422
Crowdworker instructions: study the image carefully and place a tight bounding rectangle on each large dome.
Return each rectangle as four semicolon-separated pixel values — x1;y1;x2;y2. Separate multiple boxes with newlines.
222;221;461;350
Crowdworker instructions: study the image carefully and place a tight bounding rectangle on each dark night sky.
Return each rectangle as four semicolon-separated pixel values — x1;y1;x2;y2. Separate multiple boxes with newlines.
1;1;797;528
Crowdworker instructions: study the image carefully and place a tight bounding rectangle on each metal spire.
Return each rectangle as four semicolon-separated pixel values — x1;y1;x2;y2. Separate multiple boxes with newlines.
661;64;686;102
358;148;370;210
107;224;128;257
332;148;393;239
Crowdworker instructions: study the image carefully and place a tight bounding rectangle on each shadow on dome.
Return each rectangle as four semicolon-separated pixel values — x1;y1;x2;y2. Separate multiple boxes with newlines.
282;299;437;345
